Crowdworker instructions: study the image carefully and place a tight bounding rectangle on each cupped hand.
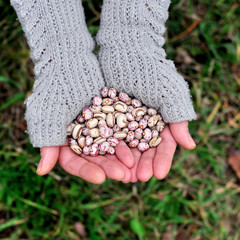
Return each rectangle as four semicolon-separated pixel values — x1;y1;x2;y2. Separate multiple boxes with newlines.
37;144;104;184
36;138;135;184
128;121;196;182
36;121;195;184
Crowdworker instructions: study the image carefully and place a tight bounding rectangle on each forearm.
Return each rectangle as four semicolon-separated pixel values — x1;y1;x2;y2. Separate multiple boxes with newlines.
97;0;197;123
11;0;105;147
97;0;170;54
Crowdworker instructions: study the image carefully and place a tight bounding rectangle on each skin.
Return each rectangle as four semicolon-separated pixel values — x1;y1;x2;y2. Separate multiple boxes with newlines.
36;121;196;183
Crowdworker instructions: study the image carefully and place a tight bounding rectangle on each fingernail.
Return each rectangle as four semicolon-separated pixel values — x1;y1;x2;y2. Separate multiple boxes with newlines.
36;161;43;174
188;133;196;147
36;148;48;174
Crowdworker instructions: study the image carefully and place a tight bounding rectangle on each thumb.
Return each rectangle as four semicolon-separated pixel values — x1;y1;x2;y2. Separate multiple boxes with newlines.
169;121;196;150
36;146;60;175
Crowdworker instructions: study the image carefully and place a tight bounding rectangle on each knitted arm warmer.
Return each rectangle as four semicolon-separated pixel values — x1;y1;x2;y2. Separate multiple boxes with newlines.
11;0;105;147
97;0;197;123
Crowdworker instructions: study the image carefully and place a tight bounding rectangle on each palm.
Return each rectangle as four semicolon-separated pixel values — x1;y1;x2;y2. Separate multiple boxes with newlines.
109;125;175;183
107;121;196;183
130;125;176;183
37;139;133;184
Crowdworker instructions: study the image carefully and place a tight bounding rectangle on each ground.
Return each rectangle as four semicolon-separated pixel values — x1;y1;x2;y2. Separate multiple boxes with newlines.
0;0;240;239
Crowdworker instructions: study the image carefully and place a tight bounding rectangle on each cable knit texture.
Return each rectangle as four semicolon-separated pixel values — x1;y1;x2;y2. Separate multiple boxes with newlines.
11;0;105;147
97;0;197;123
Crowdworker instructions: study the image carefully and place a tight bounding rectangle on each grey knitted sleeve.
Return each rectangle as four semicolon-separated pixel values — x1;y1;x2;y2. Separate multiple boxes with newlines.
96;0;197;123
10;0;105;147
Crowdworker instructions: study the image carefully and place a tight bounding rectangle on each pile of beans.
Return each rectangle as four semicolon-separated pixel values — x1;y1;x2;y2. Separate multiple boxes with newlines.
67;87;165;156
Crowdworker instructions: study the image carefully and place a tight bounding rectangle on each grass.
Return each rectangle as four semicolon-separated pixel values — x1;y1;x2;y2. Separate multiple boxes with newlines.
0;0;240;239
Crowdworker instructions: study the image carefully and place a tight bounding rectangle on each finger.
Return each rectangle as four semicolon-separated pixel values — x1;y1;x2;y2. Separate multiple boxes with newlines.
129;148;141;183
104;154;132;183
59;146;106;184
169;121;196;150
153;125;177;180
115;140;135;168
137;148;156;182
80;154;125;181
37;146;60;175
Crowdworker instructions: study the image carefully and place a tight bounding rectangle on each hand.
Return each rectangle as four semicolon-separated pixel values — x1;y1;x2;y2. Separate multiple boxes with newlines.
36;140;134;184
123;121;196;182
102;141;135;183
79;141;134;183
36;121;195;184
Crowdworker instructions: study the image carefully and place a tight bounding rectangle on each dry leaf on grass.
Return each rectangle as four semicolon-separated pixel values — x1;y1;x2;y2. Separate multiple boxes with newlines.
175;229;190;240
228;151;240;180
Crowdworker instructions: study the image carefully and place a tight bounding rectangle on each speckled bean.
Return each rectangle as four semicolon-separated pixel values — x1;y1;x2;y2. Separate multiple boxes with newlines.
77;136;86;148
143;128;152;141
102;98;114;106
128;139;139;148
149;137;162;147
134;128;143;140
148;108;157;116
72;124;83;139
101;87;108;97
82;127;90;136
90;143;99;156
156;121;165;132
137;142;149;152
118;92;130;103
89;128;100;138
82;107;93;121
76;114;85;123
113;124;121;132
92;96;102;106
114;131;127;140
148;115;158;127
128;121;139;131
86;118;98;129
127;106;134;113
108;88;117;98
85;136;93;146
126;112;135;121
131;99;142;108
99;142;110;152
67;123;76;136
125;131;134;142
139;118;148;129
99;125;111;138
83;146;91;155
70;144;82;155
152;129;159;138
107;137;119;147
107;147;115;155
